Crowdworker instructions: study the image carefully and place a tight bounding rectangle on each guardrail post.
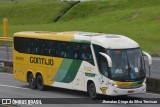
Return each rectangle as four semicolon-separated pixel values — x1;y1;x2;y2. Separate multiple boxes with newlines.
3;18;9;37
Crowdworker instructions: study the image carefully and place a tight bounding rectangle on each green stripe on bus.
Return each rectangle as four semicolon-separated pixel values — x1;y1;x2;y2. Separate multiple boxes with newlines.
85;73;95;77
54;59;73;82
60;60;82;83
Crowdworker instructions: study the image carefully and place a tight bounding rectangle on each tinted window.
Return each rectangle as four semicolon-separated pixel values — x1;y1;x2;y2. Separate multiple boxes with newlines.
93;44;107;75
14;37;94;65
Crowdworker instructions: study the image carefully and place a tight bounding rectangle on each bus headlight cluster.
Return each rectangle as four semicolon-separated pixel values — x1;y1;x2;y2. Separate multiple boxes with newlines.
108;82;118;87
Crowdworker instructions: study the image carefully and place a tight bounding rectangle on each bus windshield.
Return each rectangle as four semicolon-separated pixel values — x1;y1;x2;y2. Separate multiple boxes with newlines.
107;48;145;82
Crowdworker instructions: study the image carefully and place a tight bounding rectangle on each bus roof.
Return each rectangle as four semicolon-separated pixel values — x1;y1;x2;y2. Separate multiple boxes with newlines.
14;31;140;49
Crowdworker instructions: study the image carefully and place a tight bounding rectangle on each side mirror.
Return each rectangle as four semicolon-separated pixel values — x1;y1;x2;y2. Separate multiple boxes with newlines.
99;52;112;67
142;51;152;77
142;51;152;65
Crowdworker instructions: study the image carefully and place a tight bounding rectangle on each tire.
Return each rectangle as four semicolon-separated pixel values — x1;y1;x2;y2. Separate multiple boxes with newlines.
28;73;36;89
88;82;97;99
36;75;45;91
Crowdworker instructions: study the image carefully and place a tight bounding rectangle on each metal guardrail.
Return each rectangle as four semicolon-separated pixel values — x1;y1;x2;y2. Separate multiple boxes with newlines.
147;78;160;93
0;37;13;61
0;44;13;73
0;44;12;62
0;37;13;42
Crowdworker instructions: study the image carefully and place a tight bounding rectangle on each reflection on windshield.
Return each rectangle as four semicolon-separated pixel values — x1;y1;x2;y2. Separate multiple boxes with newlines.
107;48;145;82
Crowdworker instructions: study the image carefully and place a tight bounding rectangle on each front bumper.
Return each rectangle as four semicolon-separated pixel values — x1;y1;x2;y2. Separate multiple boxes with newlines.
106;83;146;96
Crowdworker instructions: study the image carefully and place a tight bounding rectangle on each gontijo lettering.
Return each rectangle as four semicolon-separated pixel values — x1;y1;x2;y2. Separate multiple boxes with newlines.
30;57;54;66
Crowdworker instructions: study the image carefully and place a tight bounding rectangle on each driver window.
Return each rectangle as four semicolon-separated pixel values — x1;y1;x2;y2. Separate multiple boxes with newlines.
99;55;109;77
93;44;108;77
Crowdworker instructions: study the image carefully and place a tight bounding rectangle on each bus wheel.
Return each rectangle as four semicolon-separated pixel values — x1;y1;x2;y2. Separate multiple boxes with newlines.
88;82;97;99
28;73;36;89
36;75;45;91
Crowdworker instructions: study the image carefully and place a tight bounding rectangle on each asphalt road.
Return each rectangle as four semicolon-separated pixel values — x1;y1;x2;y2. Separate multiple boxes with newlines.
0;73;160;107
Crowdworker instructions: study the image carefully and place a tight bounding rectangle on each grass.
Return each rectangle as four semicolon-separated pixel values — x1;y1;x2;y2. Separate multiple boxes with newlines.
0;0;160;56
0;0;73;24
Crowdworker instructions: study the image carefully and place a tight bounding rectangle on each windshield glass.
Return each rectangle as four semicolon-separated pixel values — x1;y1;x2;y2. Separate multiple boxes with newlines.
107;48;145;82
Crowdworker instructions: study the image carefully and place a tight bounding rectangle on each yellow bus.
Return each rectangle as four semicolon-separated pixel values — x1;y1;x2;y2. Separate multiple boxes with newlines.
13;31;152;98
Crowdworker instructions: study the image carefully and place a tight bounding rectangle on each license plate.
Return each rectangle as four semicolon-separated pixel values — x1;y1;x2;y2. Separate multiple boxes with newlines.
128;90;134;93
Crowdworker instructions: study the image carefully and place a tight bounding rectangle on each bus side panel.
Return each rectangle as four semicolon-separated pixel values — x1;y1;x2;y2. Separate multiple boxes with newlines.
53;59;73;82
46;57;64;86
13;49;65;86
28;57;63;86
60;60;82;83
74;61;97;91
13;63;28;82
51;59;82;89
72;71;85;91
13;50;29;82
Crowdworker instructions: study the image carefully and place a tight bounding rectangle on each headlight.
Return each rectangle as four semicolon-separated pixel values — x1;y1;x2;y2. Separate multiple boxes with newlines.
108;81;117;87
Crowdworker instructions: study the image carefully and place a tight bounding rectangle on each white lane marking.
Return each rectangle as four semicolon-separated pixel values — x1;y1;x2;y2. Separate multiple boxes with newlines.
146;93;160;97
0;84;31;90
0;72;13;75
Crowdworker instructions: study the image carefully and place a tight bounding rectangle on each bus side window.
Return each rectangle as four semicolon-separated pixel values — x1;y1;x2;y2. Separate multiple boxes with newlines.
34;39;40;54
74;44;82;60
81;45;88;60
99;55;109;77
24;39;30;53
67;43;75;59
56;42;62;57
14;37;24;53
29;40;35;54
93;44;106;73
81;44;94;65
23;38;40;54
61;43;67;58
41;40;49;55
49;41;56;56
93;45;105;62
